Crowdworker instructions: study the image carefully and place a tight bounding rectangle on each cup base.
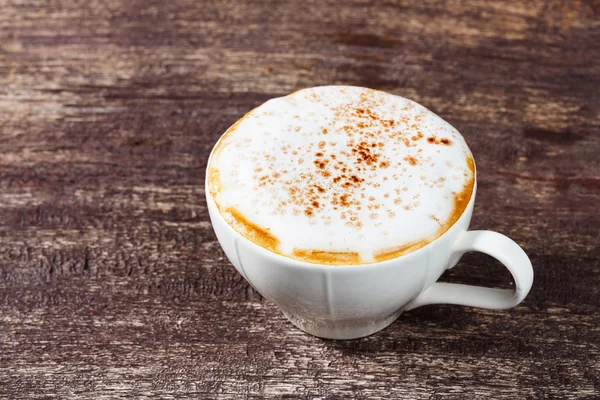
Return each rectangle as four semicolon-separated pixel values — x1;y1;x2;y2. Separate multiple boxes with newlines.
281;309;403;340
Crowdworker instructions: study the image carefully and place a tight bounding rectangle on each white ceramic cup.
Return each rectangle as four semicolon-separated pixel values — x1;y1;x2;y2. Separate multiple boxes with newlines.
206;158;534;340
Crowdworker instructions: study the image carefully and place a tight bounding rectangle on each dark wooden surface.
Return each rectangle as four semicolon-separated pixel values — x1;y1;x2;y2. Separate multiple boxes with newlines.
1;0;599;398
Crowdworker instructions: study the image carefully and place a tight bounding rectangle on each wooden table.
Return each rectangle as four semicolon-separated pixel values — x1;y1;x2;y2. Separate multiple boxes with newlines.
1;1;598;398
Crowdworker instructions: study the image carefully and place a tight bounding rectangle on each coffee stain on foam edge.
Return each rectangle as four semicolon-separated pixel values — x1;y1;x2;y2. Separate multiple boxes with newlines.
222;207;281;254
209;170;282;256
292;249;361;265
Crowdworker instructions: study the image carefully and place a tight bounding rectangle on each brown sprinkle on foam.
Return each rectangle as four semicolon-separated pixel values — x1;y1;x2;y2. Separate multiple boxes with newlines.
404;156;418;166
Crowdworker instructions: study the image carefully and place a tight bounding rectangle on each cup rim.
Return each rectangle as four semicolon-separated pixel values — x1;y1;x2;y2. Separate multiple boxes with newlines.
205;140;477;271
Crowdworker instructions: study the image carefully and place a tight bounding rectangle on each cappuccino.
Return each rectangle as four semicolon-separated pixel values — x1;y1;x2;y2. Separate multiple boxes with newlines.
208;86;474;265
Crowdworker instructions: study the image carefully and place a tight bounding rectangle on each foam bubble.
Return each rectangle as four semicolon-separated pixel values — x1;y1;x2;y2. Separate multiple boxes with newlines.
208;86;474;265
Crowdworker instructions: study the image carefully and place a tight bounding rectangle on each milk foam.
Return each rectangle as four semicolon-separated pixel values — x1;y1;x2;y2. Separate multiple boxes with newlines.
208;86;474;264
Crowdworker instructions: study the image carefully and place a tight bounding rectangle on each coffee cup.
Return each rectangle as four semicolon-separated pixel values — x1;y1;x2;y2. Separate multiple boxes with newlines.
206;86;533;339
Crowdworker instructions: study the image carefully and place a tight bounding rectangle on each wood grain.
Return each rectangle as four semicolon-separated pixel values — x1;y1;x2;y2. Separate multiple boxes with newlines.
1;0;599;398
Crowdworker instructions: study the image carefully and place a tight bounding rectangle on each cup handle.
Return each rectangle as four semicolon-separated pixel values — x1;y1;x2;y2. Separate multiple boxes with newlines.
405;230;534;311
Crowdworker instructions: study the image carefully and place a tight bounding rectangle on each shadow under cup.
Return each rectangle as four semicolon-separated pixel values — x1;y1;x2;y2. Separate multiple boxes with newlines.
206;170;479;340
